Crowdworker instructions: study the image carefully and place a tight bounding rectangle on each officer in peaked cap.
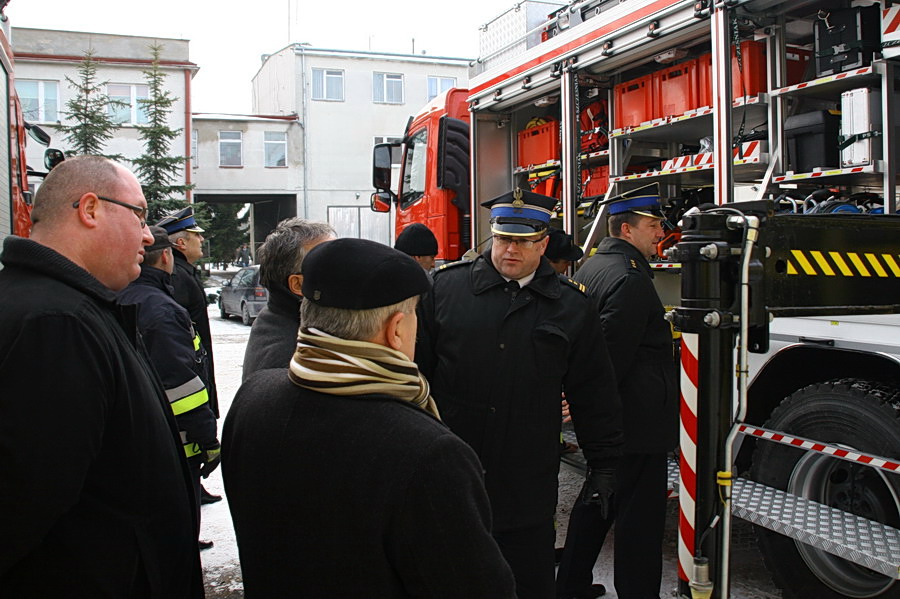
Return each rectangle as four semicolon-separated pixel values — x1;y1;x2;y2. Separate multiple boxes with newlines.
417;188;623;599
157;205;221;506
157;206;205;235
558;185;677;599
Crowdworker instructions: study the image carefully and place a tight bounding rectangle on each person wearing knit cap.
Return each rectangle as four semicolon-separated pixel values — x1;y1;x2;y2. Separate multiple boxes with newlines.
544;227;585;274
223;238;515;598
394;222;439;271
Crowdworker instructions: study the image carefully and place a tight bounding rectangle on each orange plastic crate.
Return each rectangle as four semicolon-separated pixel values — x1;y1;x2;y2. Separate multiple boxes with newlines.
581;166;609;198
697;40;767;105
614;73;657;129
786;47;812;85
656;59;699;118
517;120;561;167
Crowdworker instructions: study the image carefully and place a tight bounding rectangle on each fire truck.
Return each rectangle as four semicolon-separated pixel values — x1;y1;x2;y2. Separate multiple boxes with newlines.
1;6;59;243
373;1;900;597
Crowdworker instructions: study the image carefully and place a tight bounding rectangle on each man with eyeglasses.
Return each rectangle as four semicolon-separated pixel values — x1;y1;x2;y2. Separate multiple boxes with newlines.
418;189;623;599
0;156;203;597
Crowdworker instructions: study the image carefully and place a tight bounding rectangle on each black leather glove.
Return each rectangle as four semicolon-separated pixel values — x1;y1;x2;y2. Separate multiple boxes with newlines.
580;467;616;519
199;441;221;479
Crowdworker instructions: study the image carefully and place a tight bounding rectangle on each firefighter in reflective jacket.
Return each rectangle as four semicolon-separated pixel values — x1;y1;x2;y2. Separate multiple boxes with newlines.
118;227;220;544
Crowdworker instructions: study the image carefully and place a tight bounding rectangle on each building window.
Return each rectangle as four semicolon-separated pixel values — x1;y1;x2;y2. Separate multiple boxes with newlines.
264;131;287;167
191;129;198;168
312;68;344;101
108;83;149;125
373;72;404;104
219;131;243;167
16;80;59;122
427;76;456;102
373;136;402;167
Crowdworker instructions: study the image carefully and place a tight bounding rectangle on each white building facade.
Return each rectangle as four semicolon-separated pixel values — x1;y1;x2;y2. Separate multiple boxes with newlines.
11;27;196;194
252;46;469;244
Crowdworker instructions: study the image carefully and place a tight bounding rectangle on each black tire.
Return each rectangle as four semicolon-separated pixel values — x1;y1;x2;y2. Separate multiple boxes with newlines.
749;379;900;599
241;303;252;326
219;298;229;320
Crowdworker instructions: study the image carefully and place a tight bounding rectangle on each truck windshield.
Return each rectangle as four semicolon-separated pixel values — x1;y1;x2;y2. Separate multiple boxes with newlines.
400;128;427;209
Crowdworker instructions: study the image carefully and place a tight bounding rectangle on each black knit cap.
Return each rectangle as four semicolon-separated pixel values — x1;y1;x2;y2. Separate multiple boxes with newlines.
394;223;438;256
146;226;175;252
301;238;431;309
544;228;584;262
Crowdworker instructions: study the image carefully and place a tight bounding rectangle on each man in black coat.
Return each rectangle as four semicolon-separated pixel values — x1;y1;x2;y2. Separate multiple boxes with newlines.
557;192;679;599
223;238;515;598
118;226;221;550
241;217;335;380
0;156;203;598
418;189;623;599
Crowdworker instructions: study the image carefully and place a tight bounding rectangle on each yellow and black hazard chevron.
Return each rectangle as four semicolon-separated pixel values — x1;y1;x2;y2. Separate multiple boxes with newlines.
784;249;900;278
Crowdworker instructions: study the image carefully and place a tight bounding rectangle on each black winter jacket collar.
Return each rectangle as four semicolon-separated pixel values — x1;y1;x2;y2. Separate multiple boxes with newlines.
472;248;562;299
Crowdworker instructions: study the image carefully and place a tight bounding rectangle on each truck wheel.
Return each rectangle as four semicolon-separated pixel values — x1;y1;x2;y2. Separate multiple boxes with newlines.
750;379;900;599
241;303;252;326
219;299;229;320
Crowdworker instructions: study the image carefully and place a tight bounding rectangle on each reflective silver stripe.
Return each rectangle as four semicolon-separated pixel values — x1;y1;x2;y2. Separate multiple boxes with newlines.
165;376;206;404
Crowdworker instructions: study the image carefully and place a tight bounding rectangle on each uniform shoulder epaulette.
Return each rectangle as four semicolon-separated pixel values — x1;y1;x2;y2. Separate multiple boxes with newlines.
436;259;470;273
561;276;587;294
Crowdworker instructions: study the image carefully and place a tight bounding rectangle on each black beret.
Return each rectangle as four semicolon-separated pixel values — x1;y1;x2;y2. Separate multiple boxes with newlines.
301;238;431;309
544;228;584;262
146;226;175;252
394;223;438;256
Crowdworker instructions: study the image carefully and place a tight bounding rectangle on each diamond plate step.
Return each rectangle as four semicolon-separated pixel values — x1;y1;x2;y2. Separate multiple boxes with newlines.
732;477;900;579
560;429;900;578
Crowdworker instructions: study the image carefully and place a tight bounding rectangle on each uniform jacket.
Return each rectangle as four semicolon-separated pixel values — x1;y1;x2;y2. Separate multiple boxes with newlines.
574;236;679;454
118;266;218;452
0;237;203;598
418;250;623;531
241;285;300;381
171;249;218;417
223;369;516;598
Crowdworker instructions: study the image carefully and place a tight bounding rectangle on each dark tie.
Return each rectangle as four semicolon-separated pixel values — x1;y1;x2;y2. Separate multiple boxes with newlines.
506;280;520;300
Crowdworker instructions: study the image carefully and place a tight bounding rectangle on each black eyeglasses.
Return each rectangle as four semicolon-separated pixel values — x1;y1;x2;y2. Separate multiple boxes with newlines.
73;195;148;228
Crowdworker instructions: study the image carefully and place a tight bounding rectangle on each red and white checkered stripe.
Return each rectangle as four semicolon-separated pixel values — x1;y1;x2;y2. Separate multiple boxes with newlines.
678;333;700;583
771;67;873;96
772;165;872;183
739;424;900;474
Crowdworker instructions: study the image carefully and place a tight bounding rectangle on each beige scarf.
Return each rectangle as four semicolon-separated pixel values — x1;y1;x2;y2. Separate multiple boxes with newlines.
289;327;440;419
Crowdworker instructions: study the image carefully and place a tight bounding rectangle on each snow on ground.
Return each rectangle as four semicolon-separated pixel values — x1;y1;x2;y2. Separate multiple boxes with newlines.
201;303;251;598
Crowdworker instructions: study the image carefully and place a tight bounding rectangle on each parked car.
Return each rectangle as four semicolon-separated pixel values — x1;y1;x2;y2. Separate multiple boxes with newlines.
219;265;267;325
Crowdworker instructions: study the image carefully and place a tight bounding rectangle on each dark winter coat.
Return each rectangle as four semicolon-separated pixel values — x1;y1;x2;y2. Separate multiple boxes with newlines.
118;266;218;450
418;250;623;531
241;285;300;381
171;249;218;416
0;237;202;598
573;236;679;454
222;369;516;598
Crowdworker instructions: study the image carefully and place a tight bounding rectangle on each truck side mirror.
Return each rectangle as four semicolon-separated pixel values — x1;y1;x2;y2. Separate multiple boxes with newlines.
44;148;65;171
372;143;396;191
370;192;392;213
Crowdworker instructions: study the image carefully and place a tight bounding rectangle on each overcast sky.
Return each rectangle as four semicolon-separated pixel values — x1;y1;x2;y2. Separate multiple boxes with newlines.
7;0;531;114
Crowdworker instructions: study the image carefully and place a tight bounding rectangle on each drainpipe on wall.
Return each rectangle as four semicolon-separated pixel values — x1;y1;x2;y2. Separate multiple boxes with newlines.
184;68;193;201
298;44;310;219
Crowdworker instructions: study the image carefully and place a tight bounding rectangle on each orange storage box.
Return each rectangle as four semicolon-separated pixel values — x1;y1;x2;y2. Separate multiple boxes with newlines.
581;166;609;198
656;59;699;118
614;73;657;129
697;40;767;105
786;46;813;85
517;120;561;167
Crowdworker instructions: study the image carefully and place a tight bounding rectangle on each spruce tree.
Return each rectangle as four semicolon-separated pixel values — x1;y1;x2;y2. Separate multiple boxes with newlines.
58;49;125;159
132;43;194;222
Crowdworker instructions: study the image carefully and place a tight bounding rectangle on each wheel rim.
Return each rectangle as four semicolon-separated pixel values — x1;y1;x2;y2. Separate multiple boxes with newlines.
788;446;900;598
